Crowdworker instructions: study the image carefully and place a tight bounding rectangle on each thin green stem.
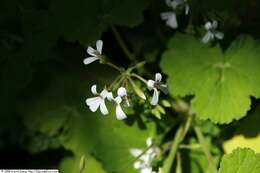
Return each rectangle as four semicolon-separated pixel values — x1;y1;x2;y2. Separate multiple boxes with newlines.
111;25;136;62
161;125;184;173
162;115;193;173
131;73;147;84
105;62;123;73
194;126;218;173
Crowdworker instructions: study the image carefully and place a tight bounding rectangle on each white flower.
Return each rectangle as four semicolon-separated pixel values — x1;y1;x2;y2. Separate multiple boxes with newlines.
202;20;224;43
83;40;103;65
130;138;157;173
86;85;113;115
147;73;168;106
114;87;129;120
161;0;189;29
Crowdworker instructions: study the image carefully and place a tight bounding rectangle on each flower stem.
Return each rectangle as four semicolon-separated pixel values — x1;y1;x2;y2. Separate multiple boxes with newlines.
161;125;183;173
111;25;136;62
105;62;124;73
194;126;218;173
161;115;192;173
131;73;147;84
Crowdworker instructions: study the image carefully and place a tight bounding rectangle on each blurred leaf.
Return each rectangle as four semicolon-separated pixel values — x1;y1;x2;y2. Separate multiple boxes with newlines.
50;0;149;45
19;69;153;173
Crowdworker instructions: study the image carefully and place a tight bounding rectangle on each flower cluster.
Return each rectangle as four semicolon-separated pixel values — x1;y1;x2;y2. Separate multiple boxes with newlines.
84;40;168;120
130;138;157;173
86;85;129;120
202;20;224;43
160;0;189;29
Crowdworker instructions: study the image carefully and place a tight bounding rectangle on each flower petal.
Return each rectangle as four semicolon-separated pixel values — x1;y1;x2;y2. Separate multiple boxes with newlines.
96;40;103;54
202;32;213;43
83;57;98;65
100;89;108;98
86;97;100;106
212;20;218;29
87;46;96;57
155;73;162;82
185;4;190;15
133;161;142;169
106;92;114;101
87;97;101;112
146;137;153;146
147;80;155;90
116;104;127;120
204;21;212;30
130;148;143;157
100;99;109;115
166;12;178;29
215;31;224;40
114;96;122;104
117;87;127;97
160;12;172;20
160;84;168;94
91;84;98;95
151;89;159;106
140;167;153;173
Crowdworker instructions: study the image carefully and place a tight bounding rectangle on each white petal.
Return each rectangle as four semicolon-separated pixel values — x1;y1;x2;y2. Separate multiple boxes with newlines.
160;84;168;95
114;96;122;104
87;46;96;57
147;80;155;90
146;137;153;146
130;148;143;157
83;57;98;65
100;99;109;115
160;12;173;20
215;31;224;40
166;13;178;29
100;89;108;98
212;20;218;29
87;98;101;112
150;89;159;106
202;32;213;43
204;22;212;30
133;161;143;169
155;73;162;82
96;40;103;54
165;0;172;7
185;4;190;15
141;167;153;173
106;92;114;101
117;87;127;97
91;84;98;95
86;97;100;106
116;104;127;120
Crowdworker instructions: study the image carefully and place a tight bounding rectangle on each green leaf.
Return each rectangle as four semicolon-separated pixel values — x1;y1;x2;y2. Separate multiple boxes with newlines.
160;33;260;124
219;148;260;173
50;0;149;45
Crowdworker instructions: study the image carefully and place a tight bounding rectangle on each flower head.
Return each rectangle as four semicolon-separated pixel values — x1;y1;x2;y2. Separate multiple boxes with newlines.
83;40;103;65
202;20;224;43
147;73;168;106
161;0;189;29
114;87;129;120
86;85;113;115
130;138;157;173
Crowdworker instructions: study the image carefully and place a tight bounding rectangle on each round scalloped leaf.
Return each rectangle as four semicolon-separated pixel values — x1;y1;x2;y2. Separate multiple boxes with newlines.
219;148;260;173
50;0;148;45
160;33;260;124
